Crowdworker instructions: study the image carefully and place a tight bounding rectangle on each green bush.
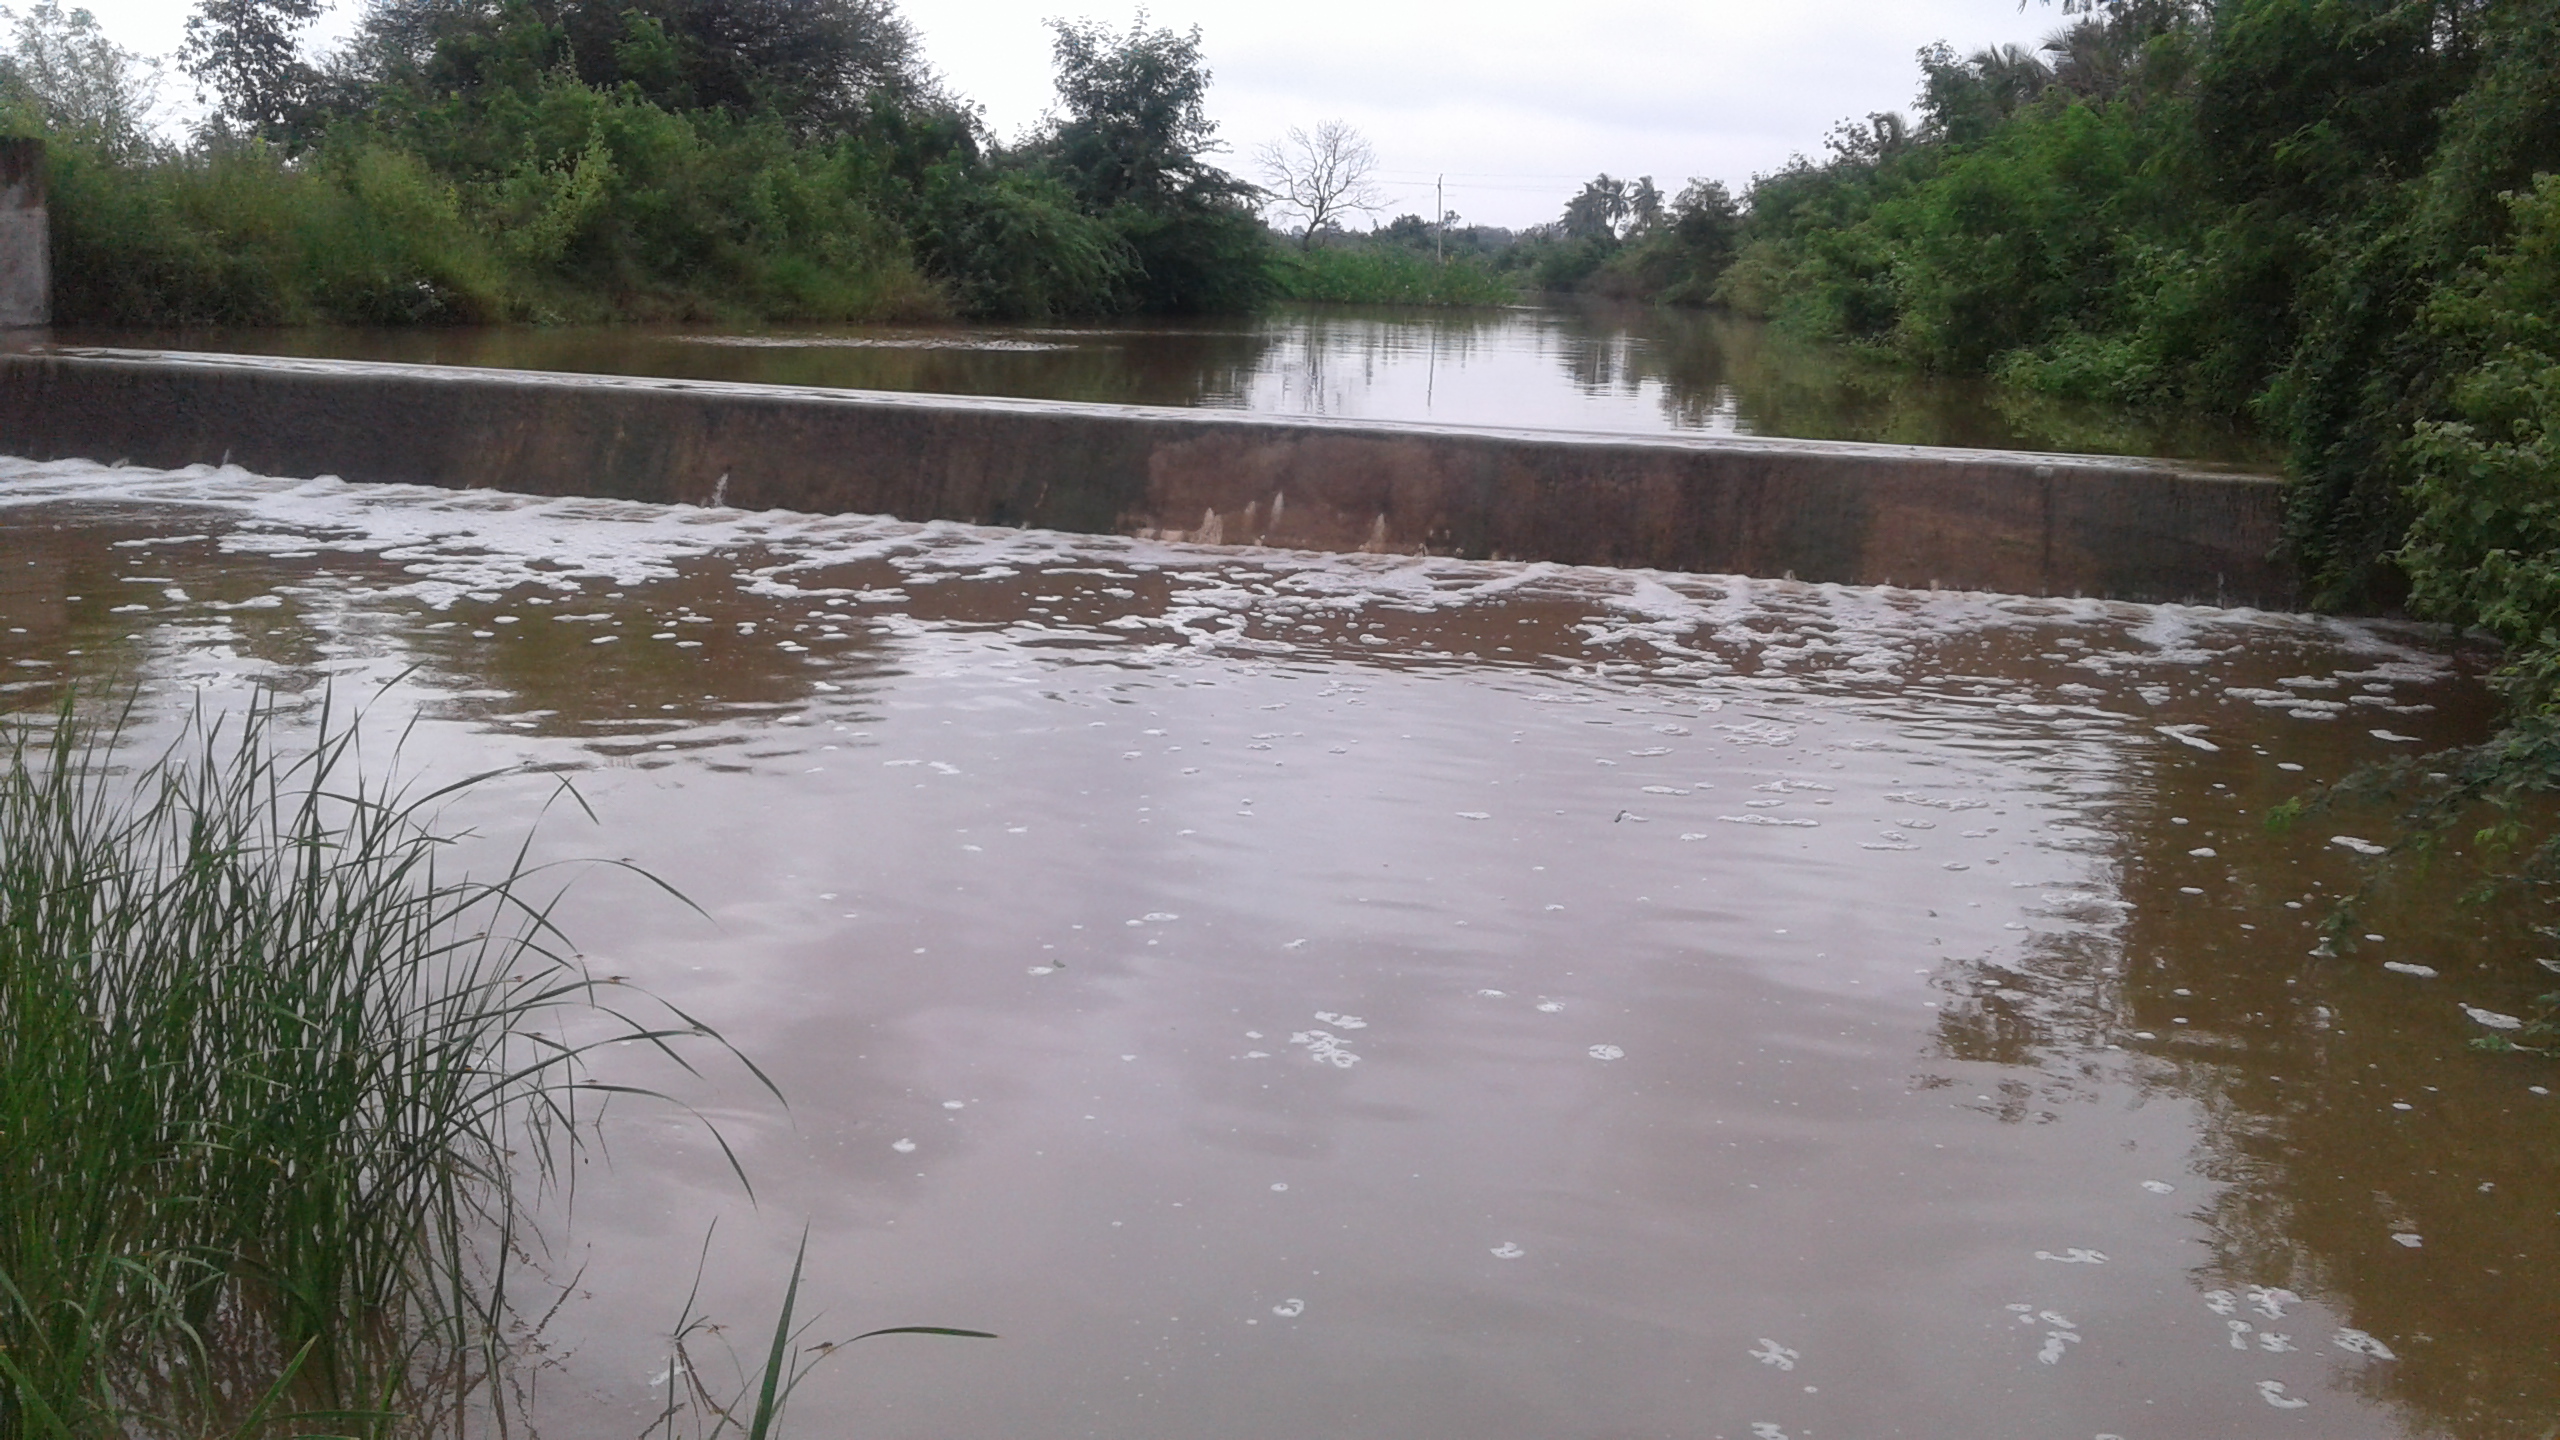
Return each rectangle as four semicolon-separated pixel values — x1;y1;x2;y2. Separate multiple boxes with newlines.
1101;198;1275;314
2402;174;2560;708
912;163;1132;318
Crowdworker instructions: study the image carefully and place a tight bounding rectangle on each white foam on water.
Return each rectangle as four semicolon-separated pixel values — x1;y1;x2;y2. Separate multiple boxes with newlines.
2461;1005;2524;1030
2382;961;2439;978
2140;1180;2176;1194
2332;1328;2397;1360
2034;1248;2107;1264
2256;1381;2309;1409
1288;1029;1360;1068
0;458;2458;718
2331;835;2388;856
1587;1045;1625;1060
1270;1298;1304;1318
1490;1242;1524;1260
1749;1339;1799;1370
2154;724;2219;751
2245;1286;2298;1318
1887;793;1992;812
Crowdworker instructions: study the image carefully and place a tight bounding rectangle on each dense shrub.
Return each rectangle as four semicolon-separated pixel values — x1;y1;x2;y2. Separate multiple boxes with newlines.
5;0;1270;324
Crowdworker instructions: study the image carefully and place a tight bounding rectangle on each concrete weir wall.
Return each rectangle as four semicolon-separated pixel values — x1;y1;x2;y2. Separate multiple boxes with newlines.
0;348;2295;607
0;139;45;329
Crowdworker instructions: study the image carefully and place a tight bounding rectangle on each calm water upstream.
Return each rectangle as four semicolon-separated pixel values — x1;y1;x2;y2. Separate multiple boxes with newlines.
38;303;2273;466
3;457;2552;1439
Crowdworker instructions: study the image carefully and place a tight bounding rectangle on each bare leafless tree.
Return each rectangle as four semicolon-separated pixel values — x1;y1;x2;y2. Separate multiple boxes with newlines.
1256;119;1383;248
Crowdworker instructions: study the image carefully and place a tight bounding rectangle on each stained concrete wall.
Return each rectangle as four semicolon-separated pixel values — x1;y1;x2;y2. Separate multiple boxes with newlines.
0;140;45;329
0;347;2296;607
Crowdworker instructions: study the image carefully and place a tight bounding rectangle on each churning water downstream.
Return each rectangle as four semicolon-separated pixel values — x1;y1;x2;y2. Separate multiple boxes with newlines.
2;457;2554;1439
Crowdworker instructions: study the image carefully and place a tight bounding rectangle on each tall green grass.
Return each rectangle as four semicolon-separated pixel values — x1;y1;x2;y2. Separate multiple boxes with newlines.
0;694;749;1439
646;1229;994;1440
1269;245;1520;307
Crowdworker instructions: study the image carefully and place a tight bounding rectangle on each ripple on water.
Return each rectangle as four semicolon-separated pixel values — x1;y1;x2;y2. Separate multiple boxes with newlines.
0;456;2530;1440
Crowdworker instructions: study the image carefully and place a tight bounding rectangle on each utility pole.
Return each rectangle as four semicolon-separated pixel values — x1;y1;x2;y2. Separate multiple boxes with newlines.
1434;174;1444;264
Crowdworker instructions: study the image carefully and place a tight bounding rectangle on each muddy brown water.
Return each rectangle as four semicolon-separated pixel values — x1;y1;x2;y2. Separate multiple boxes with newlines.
29;304;2274;467
2;458;2553;1439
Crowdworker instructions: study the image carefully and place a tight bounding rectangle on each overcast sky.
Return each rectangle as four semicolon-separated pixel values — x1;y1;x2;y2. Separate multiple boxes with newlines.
91;0;2062;228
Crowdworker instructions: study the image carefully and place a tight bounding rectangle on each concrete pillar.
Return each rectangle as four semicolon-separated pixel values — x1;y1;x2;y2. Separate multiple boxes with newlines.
0;138;47;329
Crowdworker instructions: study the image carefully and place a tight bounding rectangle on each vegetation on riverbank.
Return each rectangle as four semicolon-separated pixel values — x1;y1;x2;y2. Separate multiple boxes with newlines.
1518;0;2560;979
0;695;760;1437
0;0;1265;324
1268;243;1517;306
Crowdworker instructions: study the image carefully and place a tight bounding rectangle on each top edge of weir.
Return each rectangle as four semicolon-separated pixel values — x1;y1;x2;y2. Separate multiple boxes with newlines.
16;346;2281;482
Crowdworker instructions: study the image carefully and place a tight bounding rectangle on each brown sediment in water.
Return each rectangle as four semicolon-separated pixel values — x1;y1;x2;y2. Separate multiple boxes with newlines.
0;461;2550;1440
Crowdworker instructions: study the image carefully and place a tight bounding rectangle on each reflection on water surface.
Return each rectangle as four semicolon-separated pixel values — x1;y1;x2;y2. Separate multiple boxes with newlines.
2;457;2550;1439
42;303;2274;465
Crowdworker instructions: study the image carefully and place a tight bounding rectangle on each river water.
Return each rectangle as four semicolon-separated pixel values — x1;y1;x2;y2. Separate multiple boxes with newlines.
2;458;2552;1439
40;303;2272;466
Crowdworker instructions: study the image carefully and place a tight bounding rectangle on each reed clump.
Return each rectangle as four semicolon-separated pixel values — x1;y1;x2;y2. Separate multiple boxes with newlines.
0;696;728;1439
1270;245;1521;307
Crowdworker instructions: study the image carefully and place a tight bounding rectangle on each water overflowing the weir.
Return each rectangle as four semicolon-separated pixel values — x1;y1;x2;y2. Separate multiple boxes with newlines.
28;303;2274;465
3;456;2552;1440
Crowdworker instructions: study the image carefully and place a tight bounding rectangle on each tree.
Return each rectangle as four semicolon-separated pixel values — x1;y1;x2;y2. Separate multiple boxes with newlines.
1560;173;1659;242
1036;13;1266;313
0;1;163;156
1917;40;2056;144
180;0;320;138
1666;179;1737;260
1043;14;1238;212
1256;119;1380;248
352;0;934;135
569;0;930;131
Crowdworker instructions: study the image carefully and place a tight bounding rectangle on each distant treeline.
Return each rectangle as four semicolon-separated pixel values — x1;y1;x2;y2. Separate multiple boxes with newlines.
0;0;1268;323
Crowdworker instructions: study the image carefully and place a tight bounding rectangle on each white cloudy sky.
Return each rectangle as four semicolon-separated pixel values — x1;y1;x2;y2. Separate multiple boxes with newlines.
91;0;2062;228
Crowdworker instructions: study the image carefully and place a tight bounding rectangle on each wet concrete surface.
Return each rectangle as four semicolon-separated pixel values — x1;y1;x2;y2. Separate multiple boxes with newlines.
0;350;2294;606
2;457;2553;1440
